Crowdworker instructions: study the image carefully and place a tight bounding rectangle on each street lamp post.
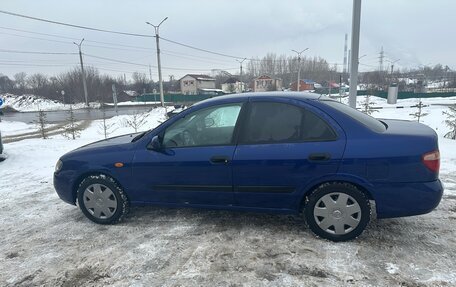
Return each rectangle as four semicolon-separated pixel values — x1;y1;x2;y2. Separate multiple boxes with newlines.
387;58;400;75
236;58;247;92
291;48;309;91
73;39;89;107
146;17;168;107
61;90;65;106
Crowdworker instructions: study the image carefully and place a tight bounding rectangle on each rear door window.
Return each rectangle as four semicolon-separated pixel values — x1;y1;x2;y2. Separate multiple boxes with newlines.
239;102;336;144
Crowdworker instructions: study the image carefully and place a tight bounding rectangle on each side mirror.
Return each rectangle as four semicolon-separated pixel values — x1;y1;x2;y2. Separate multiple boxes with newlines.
148;135;163;151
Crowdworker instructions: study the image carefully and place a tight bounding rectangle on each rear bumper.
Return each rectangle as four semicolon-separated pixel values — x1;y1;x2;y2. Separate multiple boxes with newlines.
374;179;443;219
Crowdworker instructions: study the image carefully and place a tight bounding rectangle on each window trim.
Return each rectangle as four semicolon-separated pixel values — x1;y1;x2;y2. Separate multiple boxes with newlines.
161;102;246;149
236;101;338;146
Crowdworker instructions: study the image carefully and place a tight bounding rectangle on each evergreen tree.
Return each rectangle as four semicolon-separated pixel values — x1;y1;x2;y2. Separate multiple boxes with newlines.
409;98;428;123
62;105;81;140
36;109;48;139
443;104;456;139
361;94;378;116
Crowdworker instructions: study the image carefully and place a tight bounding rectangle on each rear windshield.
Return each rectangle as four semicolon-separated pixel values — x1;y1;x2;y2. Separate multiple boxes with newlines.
322;100;387;133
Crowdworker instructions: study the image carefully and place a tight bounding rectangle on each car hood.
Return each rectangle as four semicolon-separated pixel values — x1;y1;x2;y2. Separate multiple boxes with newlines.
75;133;140;152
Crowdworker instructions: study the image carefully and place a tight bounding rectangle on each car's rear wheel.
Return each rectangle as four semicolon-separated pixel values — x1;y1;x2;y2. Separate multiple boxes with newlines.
77;175;129;224
304;182;370;241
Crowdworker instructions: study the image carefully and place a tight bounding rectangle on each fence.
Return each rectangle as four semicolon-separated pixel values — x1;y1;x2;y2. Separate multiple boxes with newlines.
136;93;220;105
315;88;456;100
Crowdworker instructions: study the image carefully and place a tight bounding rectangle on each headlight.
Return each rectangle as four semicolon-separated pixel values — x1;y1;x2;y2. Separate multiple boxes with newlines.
55;159;63;173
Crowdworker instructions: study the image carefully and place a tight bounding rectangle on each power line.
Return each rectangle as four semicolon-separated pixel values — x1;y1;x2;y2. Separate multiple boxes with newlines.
0;31;72;44
0;49;77;55
0;26;151;50
83;53;237;71
0;10;253;60
0;62;78;67
0;31;153;53
159;36;245;60
0;25;242;63
84;53;150;67
0;26;78;40
161;51;234;66
0;9;154;38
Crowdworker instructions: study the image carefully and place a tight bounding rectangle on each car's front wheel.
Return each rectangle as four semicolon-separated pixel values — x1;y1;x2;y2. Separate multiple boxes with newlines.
304;182;370;242
77;175;129;224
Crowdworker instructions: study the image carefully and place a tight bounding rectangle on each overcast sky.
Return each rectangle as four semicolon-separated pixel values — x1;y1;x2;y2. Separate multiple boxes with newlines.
1;0;454;80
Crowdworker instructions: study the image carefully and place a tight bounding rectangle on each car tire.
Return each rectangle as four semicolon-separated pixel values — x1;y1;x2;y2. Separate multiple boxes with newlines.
304;182;370;242
77;174;129;224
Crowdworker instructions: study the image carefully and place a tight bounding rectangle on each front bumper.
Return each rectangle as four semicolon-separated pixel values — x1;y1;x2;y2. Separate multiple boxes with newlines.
53;171;77;205
374;179;443;219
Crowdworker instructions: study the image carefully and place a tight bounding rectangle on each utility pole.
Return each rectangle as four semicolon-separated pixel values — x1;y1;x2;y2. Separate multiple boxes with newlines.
387;58;400;84
343;33;348;75
236;58;247;92
389;59;400;75
291;48;309;91
146;17;168;107
349;0;362;108
73;39;89;107
379;46;384;72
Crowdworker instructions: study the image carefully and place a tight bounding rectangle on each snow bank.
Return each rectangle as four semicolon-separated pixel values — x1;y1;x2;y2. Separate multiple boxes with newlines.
105;100;161;107
0;93;100;112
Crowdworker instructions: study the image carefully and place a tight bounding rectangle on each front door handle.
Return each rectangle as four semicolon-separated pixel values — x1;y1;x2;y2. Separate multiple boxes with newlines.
308;153;331;161
210;155;230;164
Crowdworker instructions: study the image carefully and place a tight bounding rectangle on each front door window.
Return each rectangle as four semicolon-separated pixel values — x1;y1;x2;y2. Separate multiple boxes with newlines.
163;103;243;148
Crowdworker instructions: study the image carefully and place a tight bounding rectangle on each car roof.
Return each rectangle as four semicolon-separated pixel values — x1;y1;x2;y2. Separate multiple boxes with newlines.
195;91;330;106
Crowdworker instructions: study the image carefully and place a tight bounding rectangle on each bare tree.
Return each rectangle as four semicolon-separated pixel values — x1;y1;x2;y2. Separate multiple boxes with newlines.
122;111;149;133
409;99;428;123
98;106;117;139
27;73;49;95
131;72;149;93
62;105;81;139
13;72;27;94
443;104;456;139
0;75;14;93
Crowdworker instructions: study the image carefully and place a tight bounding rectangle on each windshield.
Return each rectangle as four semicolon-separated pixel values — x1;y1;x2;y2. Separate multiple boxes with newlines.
322;100;387;133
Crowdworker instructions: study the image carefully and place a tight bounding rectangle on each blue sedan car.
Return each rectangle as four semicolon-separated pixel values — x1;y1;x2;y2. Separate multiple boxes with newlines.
54;92;443;241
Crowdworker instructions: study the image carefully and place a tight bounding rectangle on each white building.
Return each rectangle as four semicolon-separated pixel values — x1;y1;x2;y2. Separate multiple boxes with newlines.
179;74;216;95
221;77;245;93
252;75;282;92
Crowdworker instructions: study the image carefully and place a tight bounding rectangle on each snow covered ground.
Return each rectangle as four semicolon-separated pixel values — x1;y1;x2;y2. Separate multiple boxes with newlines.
0;98;456;286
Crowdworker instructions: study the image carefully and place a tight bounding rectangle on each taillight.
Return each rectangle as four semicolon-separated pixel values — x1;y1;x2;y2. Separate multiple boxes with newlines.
422;150;440;173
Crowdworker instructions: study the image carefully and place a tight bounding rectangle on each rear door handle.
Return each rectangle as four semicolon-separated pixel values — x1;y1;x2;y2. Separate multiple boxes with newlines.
210;155;230;164
308;153;331;161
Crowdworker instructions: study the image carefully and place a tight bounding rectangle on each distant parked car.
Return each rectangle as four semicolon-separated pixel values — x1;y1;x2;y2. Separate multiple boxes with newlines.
54;92;443;241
